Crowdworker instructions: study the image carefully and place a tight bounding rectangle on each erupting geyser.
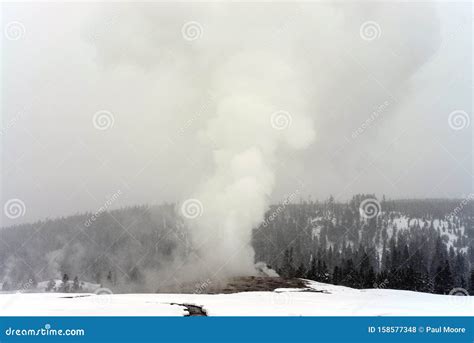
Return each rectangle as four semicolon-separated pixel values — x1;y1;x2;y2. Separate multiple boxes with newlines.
184;51;315;279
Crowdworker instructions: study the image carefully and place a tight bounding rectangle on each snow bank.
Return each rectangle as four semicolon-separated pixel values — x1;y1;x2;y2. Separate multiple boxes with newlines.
0;281;471;316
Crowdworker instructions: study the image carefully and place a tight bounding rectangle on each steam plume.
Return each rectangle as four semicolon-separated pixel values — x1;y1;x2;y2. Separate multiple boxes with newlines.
85;2;441;283
187;51;315;277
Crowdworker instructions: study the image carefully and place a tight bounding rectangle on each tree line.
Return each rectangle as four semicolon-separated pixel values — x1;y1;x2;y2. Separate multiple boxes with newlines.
254;195;474;295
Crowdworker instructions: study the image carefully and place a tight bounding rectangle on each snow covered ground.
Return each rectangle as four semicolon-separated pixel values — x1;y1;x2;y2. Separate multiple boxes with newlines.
0;281;471;316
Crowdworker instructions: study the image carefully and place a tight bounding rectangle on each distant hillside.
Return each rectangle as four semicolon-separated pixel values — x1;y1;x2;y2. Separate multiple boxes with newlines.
253;196;473;294
0;196;473;294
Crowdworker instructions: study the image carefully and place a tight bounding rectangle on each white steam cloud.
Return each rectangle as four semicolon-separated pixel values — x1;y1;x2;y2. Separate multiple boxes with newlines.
85;2;442;282
189;51;315;276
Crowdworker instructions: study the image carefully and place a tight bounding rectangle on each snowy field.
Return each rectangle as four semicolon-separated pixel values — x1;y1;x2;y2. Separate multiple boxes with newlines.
0;281;472;316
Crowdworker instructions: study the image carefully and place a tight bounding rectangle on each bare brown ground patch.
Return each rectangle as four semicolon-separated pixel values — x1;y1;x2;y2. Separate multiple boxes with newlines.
158;277;310;294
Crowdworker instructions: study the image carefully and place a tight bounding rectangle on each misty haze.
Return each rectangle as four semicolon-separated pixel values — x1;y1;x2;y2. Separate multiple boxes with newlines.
0;1;472;317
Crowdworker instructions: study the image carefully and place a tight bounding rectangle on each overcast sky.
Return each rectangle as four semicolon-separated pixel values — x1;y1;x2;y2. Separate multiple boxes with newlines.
1;1;472;226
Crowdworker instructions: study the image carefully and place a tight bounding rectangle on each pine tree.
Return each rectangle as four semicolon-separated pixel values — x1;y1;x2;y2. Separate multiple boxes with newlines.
430;236;447;275
61;274;70;292
72;276;80;292
2;281;10;291
469;269;474;295
46;279;56;292
307;258;317;280
296;262;306;278
434;260;453;294
281;248;295;278
341;259;357;287
332;266;341;285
